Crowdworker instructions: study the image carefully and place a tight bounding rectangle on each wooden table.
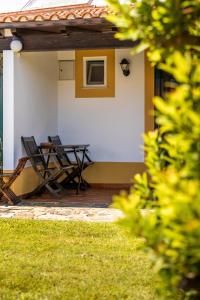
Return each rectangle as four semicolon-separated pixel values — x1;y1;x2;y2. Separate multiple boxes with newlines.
39;142;90;193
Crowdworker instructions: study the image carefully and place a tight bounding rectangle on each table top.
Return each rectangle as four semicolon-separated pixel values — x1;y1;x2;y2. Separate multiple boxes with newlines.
40;142;90;150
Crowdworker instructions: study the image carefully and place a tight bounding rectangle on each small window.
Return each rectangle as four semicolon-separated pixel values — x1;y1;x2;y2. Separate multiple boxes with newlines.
83;57;107;88
75;49;115;98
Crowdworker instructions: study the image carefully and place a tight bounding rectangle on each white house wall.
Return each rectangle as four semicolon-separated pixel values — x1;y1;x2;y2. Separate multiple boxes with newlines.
3;51;58;169
57;49;144;162
3;48;145;172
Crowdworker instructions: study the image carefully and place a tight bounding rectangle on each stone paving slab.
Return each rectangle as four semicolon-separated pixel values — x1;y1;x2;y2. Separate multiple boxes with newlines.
0;206;123;222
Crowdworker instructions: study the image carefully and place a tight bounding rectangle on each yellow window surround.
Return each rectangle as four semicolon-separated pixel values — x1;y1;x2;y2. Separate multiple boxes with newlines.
75;49;115;98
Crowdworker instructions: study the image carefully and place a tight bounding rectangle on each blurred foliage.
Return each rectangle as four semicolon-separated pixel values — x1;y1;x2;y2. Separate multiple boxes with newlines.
107;0;200;299
108;0;200;63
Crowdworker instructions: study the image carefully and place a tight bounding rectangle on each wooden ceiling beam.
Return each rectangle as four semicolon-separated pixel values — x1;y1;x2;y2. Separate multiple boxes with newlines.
0;32;137;51
16;25;115;36
0;18;110;29
0;37;11;49
16;28;62;35
64;26;103;34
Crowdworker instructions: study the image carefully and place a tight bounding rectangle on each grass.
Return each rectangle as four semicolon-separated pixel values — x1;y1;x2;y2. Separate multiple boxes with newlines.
0;219;157;300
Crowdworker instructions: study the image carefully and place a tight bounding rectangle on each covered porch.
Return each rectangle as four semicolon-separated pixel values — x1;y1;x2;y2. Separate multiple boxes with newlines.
0;0;154;205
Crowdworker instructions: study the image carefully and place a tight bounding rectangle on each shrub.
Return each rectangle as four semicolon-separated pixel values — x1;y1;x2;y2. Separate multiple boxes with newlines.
107;1;200;299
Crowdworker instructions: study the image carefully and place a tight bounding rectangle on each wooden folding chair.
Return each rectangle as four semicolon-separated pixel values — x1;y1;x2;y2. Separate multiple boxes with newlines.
48;135;94;191
0;157;28;205
21;136;73;198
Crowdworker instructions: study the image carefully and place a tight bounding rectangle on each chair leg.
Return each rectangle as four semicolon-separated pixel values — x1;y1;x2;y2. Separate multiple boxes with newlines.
45;181;65;198
60;167;91;192
22;180;65;199
21;190;44;199
76;147;87;195
0;188;21;205
62;169;78;186
60;168;79;185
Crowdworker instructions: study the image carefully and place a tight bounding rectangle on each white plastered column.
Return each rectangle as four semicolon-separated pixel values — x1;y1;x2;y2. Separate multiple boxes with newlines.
3;50;15;170
3;51;58;171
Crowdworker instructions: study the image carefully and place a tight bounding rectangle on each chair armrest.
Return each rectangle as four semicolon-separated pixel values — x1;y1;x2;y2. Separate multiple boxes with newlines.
1;156;29;176
28;153;58;159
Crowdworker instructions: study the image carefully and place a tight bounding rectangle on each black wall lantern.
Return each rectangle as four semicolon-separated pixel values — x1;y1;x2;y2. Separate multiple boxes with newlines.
120;58;130;76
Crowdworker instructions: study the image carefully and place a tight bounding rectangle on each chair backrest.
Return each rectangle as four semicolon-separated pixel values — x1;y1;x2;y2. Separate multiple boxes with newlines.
48;135;72;165
21;136;46;171
48;135;62;147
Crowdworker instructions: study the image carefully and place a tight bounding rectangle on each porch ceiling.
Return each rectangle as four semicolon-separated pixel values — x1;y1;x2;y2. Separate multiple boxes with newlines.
0;3;136;51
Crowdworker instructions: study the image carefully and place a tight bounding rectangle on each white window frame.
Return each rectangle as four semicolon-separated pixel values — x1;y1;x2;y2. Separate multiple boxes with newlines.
83;56;107;88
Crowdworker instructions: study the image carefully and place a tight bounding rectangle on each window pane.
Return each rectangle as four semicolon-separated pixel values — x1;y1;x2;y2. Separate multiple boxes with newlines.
86;60;104;85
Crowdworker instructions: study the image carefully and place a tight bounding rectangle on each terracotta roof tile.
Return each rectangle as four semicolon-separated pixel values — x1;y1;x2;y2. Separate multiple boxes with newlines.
0;4;112;23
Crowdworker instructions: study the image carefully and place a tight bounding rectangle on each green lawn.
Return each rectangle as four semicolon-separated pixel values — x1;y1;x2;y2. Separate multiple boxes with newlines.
0;219;157;300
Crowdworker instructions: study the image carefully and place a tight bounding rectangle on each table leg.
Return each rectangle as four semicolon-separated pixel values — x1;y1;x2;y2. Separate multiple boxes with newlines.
73;147;86;194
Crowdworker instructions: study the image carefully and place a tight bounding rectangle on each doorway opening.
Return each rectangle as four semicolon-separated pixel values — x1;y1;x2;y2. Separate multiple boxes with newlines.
154;68;176;128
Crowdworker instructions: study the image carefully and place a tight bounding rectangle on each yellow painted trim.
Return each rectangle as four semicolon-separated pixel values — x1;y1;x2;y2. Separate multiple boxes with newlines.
8;163;146;195
9;166;40;196
75;49;115;98
145;51;154;132
83;162;146;184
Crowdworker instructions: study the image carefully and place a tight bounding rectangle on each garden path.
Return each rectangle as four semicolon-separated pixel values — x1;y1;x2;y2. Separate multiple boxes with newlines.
0;187;125;221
